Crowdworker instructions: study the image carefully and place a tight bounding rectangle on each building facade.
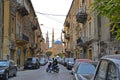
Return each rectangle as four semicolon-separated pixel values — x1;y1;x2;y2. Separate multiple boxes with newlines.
64;0;120;60
1;0;43;66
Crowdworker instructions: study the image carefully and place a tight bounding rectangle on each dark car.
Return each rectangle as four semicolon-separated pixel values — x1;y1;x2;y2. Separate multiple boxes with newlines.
92;54;120;80
66;58;75;70
63;58;69;66
24;57;40;69
0;60;17;80
71;60;96;80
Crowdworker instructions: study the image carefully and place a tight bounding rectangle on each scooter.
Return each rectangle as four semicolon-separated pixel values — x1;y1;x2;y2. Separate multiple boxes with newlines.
53;65;59;73
46;64;59;73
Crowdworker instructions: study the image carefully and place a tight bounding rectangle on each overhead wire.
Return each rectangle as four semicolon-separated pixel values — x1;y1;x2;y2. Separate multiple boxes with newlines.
36;12;67;16
36;11;76;25
36;11;68;42
36;12;64;24
36;11;76;17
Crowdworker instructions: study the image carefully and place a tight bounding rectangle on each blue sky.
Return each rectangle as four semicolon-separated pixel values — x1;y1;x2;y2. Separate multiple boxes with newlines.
31;0;73;46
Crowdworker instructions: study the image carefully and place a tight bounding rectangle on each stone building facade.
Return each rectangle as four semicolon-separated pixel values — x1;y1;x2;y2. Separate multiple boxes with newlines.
64;0;120;60
1;0;44;66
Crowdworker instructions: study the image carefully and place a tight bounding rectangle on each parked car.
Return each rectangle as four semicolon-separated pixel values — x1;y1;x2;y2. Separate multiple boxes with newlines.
92;54;120;80
75;59;93;63
71;62;96;80
48;58;53;63
63;58;69;66
58;58;64;65
66;58;75;70
0;60;17;80
39;58;47;66
24;57;40;69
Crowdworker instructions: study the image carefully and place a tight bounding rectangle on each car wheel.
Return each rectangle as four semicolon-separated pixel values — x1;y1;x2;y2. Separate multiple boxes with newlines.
38;65;40;69
35;65;38;69
4;72;8;80
36;66;39;69
56;69;59;73
13;70;17;77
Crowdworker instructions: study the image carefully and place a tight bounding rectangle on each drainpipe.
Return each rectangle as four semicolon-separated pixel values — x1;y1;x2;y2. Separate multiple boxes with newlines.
97;15;101;59
0;0;3;59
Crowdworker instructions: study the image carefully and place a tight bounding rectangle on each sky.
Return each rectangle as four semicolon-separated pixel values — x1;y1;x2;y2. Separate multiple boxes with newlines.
31;0;73;46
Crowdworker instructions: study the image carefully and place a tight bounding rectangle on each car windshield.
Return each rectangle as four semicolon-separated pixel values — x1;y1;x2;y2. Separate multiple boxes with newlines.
27;58;32;61
77;62;96;74
68;58;74;62
32;58;36;63
26;58;36;63
40;59;45;62
0;61;9;67
65;58;68;62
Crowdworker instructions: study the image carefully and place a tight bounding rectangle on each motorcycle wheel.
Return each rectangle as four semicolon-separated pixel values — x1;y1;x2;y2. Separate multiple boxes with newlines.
56;69;59;73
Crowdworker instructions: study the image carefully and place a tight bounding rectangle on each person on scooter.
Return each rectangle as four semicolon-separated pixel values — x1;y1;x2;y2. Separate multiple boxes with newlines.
46;61;53;72
53;59;58;70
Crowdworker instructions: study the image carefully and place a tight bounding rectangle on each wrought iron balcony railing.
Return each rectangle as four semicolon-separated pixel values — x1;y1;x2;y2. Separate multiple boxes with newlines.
16;33;29;43
17;0;30;16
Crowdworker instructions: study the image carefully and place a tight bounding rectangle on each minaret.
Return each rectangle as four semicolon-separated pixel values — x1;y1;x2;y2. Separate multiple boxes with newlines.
46;31;49;49
52;28;54;47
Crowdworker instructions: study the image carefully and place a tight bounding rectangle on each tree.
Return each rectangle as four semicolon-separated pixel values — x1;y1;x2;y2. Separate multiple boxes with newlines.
57;53;65;58
91;0;120;40
46;51;52;57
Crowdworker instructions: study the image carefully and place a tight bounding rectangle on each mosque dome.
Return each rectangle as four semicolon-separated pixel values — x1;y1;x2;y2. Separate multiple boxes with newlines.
54;40;62;44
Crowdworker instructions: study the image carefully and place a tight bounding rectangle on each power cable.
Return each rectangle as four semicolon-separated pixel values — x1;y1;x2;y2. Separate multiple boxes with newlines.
37;12;64;24
36;11;76;17
36;12;67;16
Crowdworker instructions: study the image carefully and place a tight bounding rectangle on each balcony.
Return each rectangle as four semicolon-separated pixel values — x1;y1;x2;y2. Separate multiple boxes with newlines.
76;8;87;24
62;29;65;33
32;18;38;30
16;33;29;45
33;43;38;49
40;38;44;42
29;44;34;53
65;21;70;27
65;34;70;40
17;0;30;16
77;38;83;46
37;32;41;38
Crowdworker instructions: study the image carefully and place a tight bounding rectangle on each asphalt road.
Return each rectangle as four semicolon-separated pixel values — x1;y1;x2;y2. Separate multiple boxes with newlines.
9;64;74;80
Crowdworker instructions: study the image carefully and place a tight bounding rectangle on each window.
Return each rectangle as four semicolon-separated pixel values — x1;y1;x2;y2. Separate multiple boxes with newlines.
107;63;118;80
95;60;108;80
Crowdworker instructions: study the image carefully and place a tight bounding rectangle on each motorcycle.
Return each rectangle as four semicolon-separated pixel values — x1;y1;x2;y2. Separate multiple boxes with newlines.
53;65;59;73
46;64;59;73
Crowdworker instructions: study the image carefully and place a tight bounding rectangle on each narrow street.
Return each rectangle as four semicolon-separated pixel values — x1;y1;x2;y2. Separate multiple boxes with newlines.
9;64;73;80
